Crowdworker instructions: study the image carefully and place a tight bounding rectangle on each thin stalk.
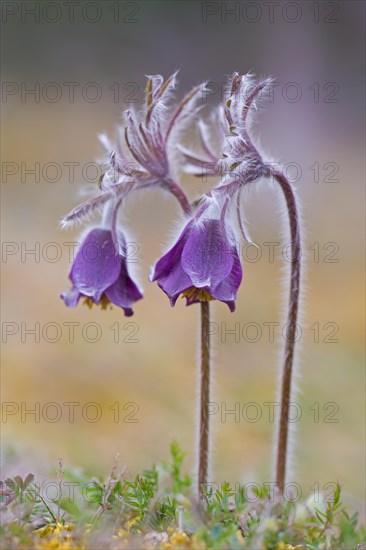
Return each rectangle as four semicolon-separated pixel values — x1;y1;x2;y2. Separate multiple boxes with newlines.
164;178;193;215
272;170;301;492
198;301;211;498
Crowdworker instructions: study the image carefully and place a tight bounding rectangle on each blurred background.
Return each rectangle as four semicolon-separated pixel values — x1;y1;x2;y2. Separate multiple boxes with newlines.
1;0;365;519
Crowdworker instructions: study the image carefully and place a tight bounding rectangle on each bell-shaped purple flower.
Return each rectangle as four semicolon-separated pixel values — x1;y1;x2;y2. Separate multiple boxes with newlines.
61;228;142;317
151;218;242;312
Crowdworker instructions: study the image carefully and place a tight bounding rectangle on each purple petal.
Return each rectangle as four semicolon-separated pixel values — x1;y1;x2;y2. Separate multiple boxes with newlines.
70;228;120;302
211;253;243;310
150;221;193;281
105;261;143;315
181;220;234;288
156;263;192;306
60;286;81;307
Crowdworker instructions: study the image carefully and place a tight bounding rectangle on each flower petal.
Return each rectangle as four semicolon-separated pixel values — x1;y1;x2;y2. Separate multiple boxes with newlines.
150;221;193;281
60;286;81;307
181;220;234;288
70;228;121;301
157;263;192;306
105;262;143;315
211;252;243;310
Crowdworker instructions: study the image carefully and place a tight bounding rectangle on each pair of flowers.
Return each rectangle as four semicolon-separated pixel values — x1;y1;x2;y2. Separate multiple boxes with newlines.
61;214;242;316
61;72;270;315
60;72;302;493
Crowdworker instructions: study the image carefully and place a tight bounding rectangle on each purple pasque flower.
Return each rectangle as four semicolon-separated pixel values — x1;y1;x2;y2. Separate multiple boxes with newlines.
151;206;242;312
61;228;142;317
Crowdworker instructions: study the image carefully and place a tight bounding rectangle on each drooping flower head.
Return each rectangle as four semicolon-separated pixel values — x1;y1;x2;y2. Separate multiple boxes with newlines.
60;74;206;315
151;199;242;312
61;227;142;317
61;72;273;316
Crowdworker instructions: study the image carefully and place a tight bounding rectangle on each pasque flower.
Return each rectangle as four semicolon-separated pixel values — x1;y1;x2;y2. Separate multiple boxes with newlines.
59;71;302;494
61;228;142;317
151;209;242;312
178;72;301;493
60;75;202;319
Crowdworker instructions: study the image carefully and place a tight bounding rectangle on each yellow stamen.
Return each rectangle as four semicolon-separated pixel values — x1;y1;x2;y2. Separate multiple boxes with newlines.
83;294;112;310
181;287;215;303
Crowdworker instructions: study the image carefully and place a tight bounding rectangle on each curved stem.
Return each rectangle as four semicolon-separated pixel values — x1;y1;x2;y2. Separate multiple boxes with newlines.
236;188;253;243
198;301;211;498
272;170;301;493
164;178;192;216
102;198;116;228
110;196;124;248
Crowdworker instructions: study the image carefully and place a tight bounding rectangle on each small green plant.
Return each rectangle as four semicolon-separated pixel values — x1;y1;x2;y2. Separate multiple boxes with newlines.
1;446;364;549
161;441;191;495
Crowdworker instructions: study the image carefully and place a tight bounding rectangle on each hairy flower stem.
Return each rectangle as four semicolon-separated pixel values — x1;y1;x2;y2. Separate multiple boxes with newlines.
164;178;192;215
198;301;211;498
272;170;301;493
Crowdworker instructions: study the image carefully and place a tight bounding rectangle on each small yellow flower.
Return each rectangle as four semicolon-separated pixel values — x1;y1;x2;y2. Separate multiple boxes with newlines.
35;523;80;550
38;523;74;537
170;530;190;545
125;516;141;533
161;530;191;549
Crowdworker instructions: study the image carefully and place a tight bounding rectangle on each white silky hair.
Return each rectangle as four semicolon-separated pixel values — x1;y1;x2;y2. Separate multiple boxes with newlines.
193;301;219;490
232;181;259;246
232;152;307;487
199;110;225;157
220;73;306;488
120;71;180;144
98;132;113;155
224;72;274;127
267;164;307;487
245;76;275;132
167;83;210;182
59;191;112;230
147;71;180;123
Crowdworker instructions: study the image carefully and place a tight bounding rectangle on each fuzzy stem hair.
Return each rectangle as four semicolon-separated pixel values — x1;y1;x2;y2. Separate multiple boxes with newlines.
198;301;211;498
273;169;301;492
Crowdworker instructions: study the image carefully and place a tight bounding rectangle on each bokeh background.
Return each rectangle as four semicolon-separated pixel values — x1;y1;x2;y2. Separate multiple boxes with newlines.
1;0;365;519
